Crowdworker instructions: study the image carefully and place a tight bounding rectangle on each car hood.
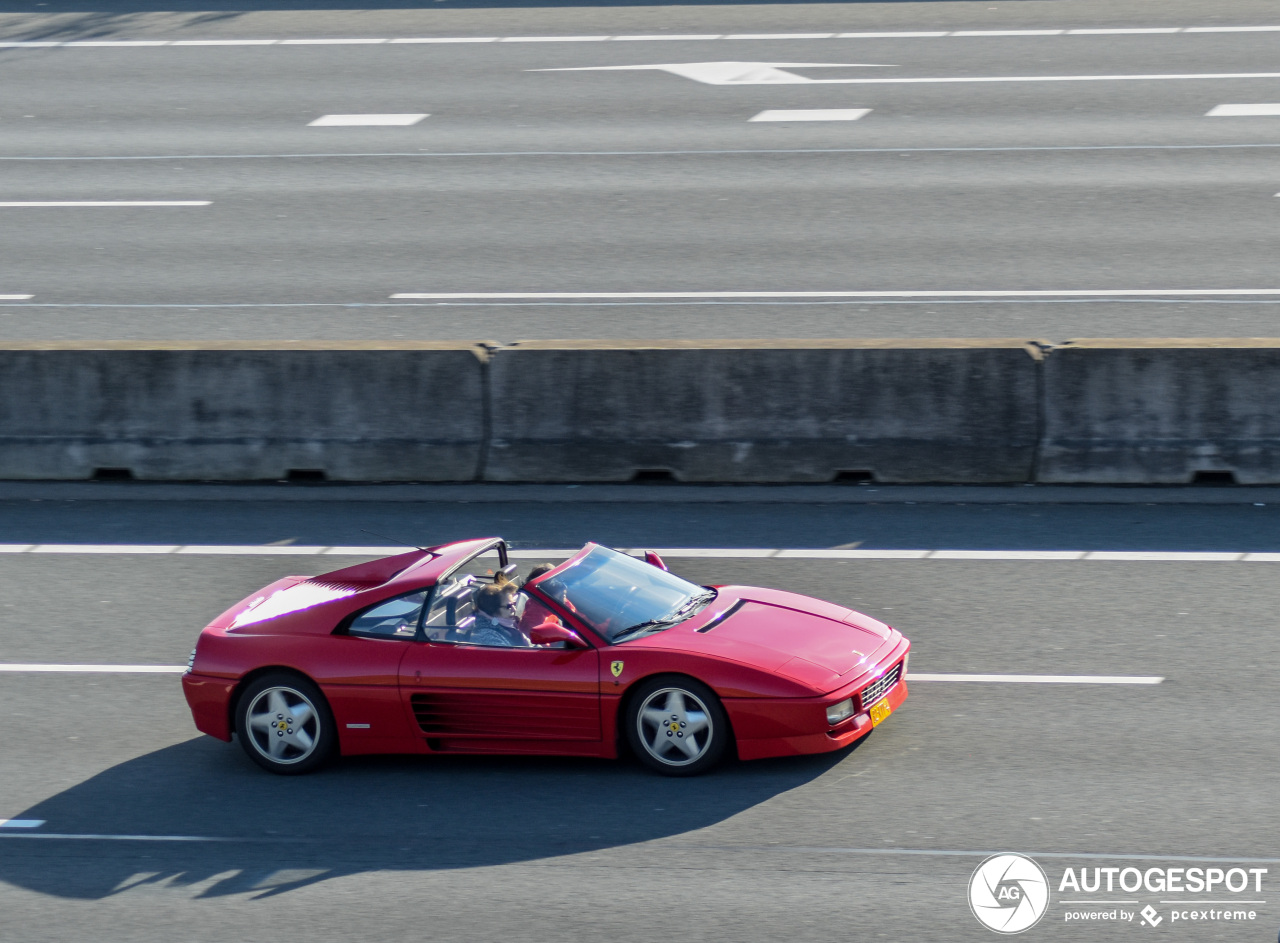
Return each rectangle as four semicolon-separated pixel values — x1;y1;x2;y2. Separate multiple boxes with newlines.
659;586;896;691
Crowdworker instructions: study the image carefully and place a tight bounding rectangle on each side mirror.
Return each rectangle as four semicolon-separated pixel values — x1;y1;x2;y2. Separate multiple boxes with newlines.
528;621;588;648
644;551;668;571
498;563;519;582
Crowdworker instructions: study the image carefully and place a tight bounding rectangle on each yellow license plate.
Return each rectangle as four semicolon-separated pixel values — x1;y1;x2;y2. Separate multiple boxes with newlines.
869;697;892;727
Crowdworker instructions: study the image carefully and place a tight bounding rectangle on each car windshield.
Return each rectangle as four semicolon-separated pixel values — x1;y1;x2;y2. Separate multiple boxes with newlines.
541;546;713;644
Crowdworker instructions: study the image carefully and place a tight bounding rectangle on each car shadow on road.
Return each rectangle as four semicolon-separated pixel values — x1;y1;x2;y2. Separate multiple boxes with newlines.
0;735;856;900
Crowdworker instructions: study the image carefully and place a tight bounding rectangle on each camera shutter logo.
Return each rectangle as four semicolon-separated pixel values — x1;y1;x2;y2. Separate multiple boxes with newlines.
968;853;1050;934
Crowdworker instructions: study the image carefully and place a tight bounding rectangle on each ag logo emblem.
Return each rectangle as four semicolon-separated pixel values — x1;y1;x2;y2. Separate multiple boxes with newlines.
610;661;624;678
968;853;1049;934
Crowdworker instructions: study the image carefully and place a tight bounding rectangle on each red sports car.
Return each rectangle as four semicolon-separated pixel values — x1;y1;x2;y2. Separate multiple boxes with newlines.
182;538;910;776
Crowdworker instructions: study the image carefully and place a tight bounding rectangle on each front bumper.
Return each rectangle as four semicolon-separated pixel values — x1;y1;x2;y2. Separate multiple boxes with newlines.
727;641;910;761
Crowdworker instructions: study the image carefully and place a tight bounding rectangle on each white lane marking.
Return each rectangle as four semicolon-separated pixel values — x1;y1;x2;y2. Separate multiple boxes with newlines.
0;832;231;842
175;544;352;555
776;549;931;559
545;63;1280;86
0;545;1271;561
908;673;1163;684
308;114;428;127
170;39;278;46
739;846;1280;865
506;549;587;559
1208;103;1280;116
926;550;1086;560
539;62;894;85
829;31;952;38
0;201;209;207
499;35;612;42
33;544;182;553
0;664;185;673
750;108;871;122
5;27;1280;47
0;820;45;828
803;71;1280;85
611;35;723;42
1083;551;1244;561
62;40;169;46
1184;25;1280;33
389;37;497;44
392;289;1280;300
951;29;1064;36
1067;28;1181;34
837;32;949;38
0;295;33;300
726;33;835;40
278;38;388;44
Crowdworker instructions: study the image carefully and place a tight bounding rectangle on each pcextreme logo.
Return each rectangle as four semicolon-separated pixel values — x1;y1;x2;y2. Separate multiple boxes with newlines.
967;853;1269;934
969;854;1051;934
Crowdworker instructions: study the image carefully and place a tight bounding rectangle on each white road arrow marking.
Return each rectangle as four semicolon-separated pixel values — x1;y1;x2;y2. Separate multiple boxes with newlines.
535;62;895;85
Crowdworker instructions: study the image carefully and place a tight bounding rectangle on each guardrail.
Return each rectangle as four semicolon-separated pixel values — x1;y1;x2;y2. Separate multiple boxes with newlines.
0;339;1274;483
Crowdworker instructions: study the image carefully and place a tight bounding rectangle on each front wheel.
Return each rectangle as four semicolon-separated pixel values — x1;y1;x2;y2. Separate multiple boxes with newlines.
235;673;335;775
626;676;729;776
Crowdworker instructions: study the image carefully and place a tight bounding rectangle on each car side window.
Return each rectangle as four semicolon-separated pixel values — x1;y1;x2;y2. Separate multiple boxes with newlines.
347;590;429;640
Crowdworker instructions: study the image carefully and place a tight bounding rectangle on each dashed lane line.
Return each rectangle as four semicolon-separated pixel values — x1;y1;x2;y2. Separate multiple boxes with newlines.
907;674;1163;684
1;27;1277;47
749;109;871;122
1208;103;1280;117
308;114;428;126
391;290;1280;300
0;664;187;672
0;201;210;207
0;831;236;842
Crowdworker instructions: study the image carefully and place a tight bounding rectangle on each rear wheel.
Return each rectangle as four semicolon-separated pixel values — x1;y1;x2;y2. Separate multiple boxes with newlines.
235;673;335;775
626;676;728;776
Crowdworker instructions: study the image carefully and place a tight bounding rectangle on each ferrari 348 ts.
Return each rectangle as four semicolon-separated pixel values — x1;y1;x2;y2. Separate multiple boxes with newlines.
182;538;909;776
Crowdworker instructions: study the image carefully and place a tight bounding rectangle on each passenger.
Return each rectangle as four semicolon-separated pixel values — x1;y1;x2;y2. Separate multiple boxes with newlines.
469;582;528;647
537;577;576;613
522;562;556;586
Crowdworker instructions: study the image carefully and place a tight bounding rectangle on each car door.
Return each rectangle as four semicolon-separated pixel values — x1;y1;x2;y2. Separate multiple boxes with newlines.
399;581;601;750
308;589;427;755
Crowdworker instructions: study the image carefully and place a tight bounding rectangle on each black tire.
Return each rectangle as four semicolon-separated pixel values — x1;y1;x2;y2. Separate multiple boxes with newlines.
234;672;336;775
625;675;729;776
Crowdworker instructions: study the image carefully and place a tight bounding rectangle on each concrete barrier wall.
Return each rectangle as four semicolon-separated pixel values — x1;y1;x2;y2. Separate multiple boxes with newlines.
1040;339;1280;484
5;339;1280;483
0;344;486;480
485;340;1042;483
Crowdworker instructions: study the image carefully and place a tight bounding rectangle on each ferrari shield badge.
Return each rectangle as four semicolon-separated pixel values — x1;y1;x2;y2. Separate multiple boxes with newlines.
610;660;625;678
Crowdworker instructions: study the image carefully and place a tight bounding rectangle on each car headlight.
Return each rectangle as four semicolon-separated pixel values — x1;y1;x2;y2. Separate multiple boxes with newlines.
902;653;909;677
826;698;855;725
186;648;197;673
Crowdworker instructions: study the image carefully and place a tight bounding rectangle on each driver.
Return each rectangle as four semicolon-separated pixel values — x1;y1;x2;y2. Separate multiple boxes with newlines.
469;582;529;647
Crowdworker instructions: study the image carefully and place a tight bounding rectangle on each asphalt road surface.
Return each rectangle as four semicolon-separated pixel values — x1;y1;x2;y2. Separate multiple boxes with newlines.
2;487;1280;941
1;0;1280;339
